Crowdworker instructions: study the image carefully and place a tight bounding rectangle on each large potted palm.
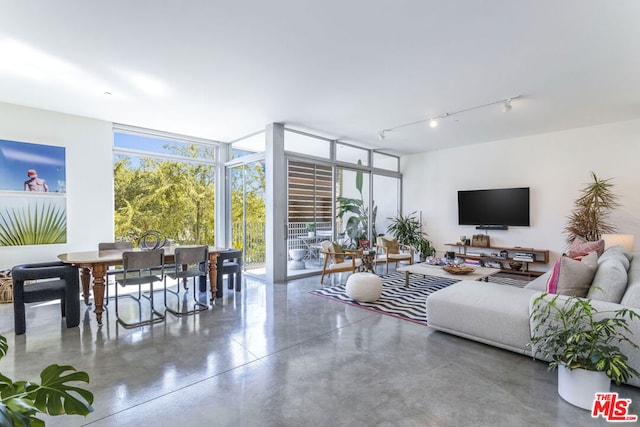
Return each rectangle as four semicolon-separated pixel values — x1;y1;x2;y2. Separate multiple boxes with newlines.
529;293;640;410
565;171;619;244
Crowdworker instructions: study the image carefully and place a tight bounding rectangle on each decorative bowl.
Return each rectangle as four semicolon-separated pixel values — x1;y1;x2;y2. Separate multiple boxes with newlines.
443;266;475;275
509;262;523;271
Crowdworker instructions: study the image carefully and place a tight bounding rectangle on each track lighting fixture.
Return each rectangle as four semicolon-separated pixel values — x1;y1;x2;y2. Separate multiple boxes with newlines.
376;95;521;140
503;98;512;112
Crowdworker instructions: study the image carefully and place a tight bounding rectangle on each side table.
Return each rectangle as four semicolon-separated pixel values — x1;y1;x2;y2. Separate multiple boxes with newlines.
360;249;377;274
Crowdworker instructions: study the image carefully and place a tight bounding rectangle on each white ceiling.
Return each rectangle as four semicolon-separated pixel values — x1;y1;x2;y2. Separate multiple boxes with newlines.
1;1;640;155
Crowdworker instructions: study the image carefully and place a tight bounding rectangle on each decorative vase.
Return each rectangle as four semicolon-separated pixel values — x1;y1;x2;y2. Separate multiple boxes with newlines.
557;365;611;410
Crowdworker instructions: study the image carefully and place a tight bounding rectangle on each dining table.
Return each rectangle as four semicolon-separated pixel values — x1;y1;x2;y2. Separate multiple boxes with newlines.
58;245;229;326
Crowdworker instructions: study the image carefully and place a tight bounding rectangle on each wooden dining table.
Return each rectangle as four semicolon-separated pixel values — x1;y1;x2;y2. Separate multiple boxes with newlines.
58;246;229;326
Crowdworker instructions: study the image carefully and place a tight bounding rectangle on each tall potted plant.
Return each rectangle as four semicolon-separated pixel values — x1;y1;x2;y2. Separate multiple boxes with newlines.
386;212;422;247
565;171;619;244
529;293;640;410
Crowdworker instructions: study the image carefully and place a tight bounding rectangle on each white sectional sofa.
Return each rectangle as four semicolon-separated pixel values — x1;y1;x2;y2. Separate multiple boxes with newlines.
426;246;640;388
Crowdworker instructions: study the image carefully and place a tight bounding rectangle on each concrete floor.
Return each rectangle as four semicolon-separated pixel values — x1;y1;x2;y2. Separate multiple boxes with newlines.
1;271;639;426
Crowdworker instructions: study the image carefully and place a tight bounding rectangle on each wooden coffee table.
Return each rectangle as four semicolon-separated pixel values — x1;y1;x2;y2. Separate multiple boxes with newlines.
396;263;499;287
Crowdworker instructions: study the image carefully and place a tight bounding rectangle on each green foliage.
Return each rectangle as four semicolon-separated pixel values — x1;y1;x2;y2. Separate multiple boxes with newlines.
0;335;93;425
565;171;619;244
415;237;435;257
229;162;266;262
114;144;217;245
386;211;428;248
529;293;640;385
0;203;66;246
336;161;377;248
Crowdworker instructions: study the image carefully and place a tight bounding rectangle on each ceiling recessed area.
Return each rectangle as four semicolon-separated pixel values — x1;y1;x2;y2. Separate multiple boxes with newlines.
1;1;639;155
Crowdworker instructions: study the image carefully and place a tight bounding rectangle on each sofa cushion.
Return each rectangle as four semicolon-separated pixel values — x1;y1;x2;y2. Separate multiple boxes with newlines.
566;237;604;258
587;257;628;303
621;260;640;308
524;270;551;291
599;245;633;270
426;281;540;354
546;251;597;297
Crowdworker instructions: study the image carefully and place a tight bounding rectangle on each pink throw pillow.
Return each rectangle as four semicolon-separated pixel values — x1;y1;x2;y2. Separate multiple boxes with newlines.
566;237;604;259
546;251;598;297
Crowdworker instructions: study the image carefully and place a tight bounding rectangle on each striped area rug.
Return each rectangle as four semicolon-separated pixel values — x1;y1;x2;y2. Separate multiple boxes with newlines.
310;271;530;326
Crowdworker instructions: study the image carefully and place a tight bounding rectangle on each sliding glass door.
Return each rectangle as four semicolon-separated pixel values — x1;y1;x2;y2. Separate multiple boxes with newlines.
229;160;266;277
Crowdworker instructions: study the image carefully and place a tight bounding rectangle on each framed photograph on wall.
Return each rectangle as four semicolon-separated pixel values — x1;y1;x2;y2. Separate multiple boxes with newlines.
0;139;67;246
0;139;66;193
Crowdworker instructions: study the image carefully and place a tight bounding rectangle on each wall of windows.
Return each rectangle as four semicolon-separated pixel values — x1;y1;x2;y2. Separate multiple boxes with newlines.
113;128;218;245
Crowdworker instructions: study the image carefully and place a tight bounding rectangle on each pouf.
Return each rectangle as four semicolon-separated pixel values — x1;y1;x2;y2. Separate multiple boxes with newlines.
288;249;306;270
346;272;383;302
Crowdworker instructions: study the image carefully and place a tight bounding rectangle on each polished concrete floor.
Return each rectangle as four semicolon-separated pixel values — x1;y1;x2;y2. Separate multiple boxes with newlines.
1;271;639;426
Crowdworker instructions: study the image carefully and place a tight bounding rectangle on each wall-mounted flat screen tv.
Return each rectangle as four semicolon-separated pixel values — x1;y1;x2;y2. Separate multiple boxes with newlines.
458;187;530;227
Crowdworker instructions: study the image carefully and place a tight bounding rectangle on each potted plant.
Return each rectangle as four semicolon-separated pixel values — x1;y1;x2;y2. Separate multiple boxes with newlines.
0;334;94;424
386;212;422;247
529;293;640;410
305;223;316;237
415;237;435;262
565;171;619;244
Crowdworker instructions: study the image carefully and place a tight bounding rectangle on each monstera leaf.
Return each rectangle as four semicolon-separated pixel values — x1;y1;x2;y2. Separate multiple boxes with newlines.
32;365;93;416
0;335;93;426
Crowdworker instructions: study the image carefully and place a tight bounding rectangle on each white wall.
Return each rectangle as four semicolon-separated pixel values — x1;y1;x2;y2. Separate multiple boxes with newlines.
0;102;114;269
401;119;640;271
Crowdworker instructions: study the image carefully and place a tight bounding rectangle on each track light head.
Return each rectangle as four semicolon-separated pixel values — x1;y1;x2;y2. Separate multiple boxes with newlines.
378;130;386;141
503;99;512;112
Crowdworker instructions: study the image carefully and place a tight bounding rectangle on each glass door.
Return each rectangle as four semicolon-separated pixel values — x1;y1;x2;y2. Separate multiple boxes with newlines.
229;160;266;278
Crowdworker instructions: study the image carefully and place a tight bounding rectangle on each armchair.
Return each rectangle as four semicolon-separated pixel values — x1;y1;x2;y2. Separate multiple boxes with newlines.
12;261;80;335
376;236;414;273
320;241;362;284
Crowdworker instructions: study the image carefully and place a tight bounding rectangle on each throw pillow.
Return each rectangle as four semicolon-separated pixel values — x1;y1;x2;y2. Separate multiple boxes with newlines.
381;237;400;254
546;251;598;297
332;242;345;263
566;237;604;259
587;257;629;303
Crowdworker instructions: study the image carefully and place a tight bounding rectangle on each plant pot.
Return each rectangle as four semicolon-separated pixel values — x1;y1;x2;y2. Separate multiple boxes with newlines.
558;365;611;410
308;231;315;237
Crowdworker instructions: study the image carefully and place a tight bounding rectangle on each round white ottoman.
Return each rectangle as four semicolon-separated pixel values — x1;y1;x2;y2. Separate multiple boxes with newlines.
346;272;383;302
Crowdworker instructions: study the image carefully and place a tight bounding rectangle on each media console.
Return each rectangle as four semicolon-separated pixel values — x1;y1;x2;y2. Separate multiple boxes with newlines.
445;243;549;277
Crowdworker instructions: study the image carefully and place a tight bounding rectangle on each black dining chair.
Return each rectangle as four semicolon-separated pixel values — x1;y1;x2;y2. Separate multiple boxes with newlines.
164;246;209;316
215;249;243;299
115;249;166;328
12;261;80;335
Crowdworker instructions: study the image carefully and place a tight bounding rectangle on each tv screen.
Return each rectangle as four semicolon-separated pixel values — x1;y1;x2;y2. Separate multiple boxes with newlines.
458;187;530;227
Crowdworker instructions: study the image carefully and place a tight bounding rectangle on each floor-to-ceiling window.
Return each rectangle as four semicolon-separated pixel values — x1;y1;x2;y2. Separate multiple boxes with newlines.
228;131;266;278
112;127;217;245
283;129;402;280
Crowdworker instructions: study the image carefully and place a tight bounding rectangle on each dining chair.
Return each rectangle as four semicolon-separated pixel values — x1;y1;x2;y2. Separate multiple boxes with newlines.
319;241;362;284
215;249;243;299
11;261;80;335
164;246;209;316
98;241;133;306
115;249;166;328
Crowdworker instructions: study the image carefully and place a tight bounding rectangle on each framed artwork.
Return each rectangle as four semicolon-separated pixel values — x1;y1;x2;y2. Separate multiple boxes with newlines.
0;139;67;245
0;139;66;193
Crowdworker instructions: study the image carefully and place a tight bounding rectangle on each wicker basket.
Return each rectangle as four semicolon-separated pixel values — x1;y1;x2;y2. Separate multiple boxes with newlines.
0;277;12;303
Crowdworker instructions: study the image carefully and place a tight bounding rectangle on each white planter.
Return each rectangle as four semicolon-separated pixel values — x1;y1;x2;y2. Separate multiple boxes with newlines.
558;365;611;410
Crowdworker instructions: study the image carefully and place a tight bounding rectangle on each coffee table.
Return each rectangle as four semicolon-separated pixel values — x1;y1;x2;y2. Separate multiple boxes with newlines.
396;263;499;287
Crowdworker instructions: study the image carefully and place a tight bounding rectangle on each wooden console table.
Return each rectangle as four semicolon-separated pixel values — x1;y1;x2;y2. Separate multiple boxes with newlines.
445;243;549;277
